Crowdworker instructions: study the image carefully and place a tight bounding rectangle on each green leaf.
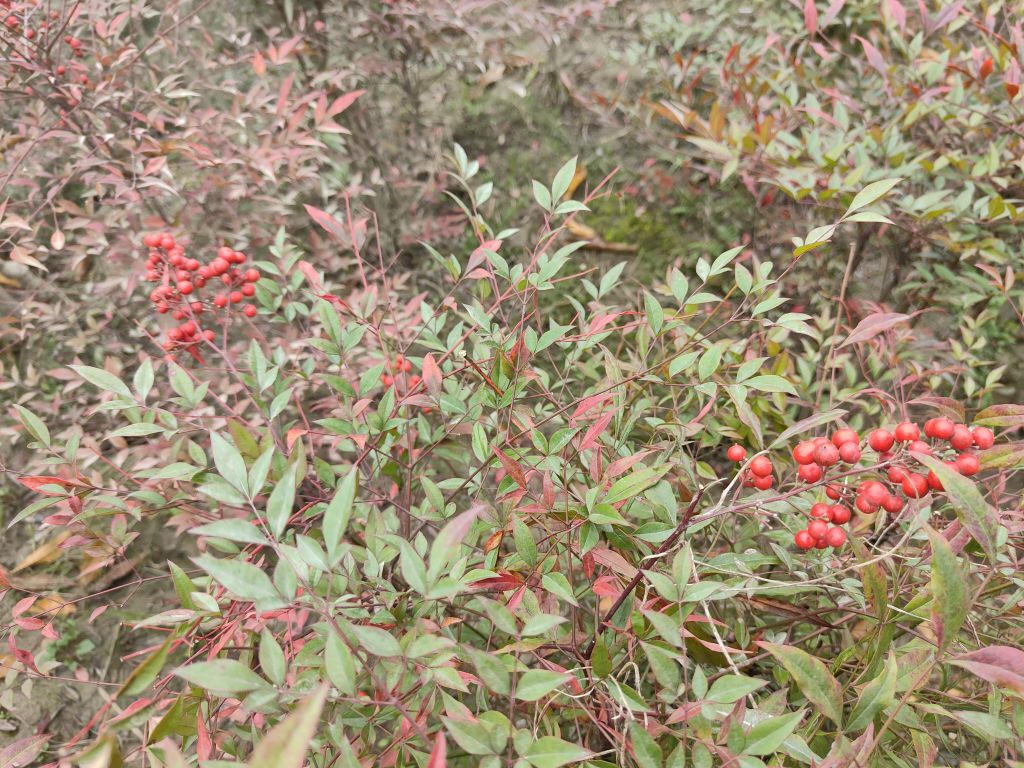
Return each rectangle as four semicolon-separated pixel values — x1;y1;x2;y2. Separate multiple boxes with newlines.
604;465;669;505
698;343;724;381
524;736;592;768
915;454;999;561
845;178;901;215
542;572;578;606
551;156;577;201
324;467;357;557
629;721;663;768
133;357;154;399
175;659;268;695
259;628;286;686
743;375;797;396
430;506;481;577
70;364;133;398
925;524;969;650
352;624;402;657
757;642;843;725
209;432;248;495
325;631;357;694
193;554;279;604
108;423;165;438
118;639;172;698
266;463;296;538
248;685;328;768
744;709;805;755
848;653;897;732
516;669;569;701
12;405;49;447
468;648;509;695
192;519;270;546
707;674;767;704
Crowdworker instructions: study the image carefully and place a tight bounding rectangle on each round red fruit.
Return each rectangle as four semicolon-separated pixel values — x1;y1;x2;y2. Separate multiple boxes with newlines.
815;537;829;550
753;475;773;490
793;441;816;465
908;440;931;455
825;527;846;548
956;453;980;476
972;426;994;449
881;494;904;514
229;291;244;304
813;443;839;466
810;503;831;520
949;424;973;451
855;494;878;514
862;481;888;506
797;463;823;483
727;444;746;462
829;505;851;525
750;456;773;477
178;281;194;295
825;483;842;500
243;304;257;318
838;443;861;464
160;234;175;250
887;465;909;483
894;422;920;443
794;530;815;550
245;268;260;282
143;233;160;248
930;417;955;440
926;471;943;491
832;428;859;447
901;473;929;498
868;429;894;452
807;519;828;539
241;283;255;296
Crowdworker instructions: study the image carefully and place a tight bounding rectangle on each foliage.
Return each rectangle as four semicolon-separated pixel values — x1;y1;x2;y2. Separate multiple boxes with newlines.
1;1;1024;767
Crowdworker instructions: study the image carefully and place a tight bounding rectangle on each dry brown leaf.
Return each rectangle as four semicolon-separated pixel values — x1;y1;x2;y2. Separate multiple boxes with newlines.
12;529;72;573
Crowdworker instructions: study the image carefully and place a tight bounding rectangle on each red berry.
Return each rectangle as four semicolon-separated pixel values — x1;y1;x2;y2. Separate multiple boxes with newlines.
838;443;861;464
232;251;246;263
824;527;846;548
855;494;878;514
214;294;228;308
825;483;842;500
810;503;831;520
831;428;858;447
727;444;746;462
972;426;995;449
868;429;894;452
815;537;829;550
901;473;929;498
750;456;772;477
862;481;888;506
243;304;257;318
887;465;909;483
204;329;216;342
956;453;980;476
813;443;839;467
160;234;175;250
829;505;851;525
980;56;994;80
241;283;255;296
210;257;229;275
793;441;816;465
926;471;943;491
753;474;773;490
894;422;920;443
949;424;973;451
881;494;904;514
218;246;233;260
795;530;815;550
178;281;194;295
185;258;200;271
143;233;160;248
244;268;260;282
797;463;823;483
907;440;931;455
929;417;955;440
807;519;828;539
229;291;243;304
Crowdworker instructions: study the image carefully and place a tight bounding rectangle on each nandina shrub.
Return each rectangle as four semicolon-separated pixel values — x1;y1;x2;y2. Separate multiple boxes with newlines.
5;155;1024;766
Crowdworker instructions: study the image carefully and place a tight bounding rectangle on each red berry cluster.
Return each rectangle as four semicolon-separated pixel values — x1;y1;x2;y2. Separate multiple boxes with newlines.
380;354;421;392
728;417;996;552
141;233;262;356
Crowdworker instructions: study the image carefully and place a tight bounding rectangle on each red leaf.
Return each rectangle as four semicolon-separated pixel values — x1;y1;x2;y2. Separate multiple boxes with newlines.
951;646;1024;695
580;412;613;451
328;89;366;117
820;0;846;26
427;731;447;768
492;447;528;489
839;312;911;347
422;353;442;397
804;0;818;35
303;205;345;239
854;35;887;76
17;475;73;495
0;735;50;768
